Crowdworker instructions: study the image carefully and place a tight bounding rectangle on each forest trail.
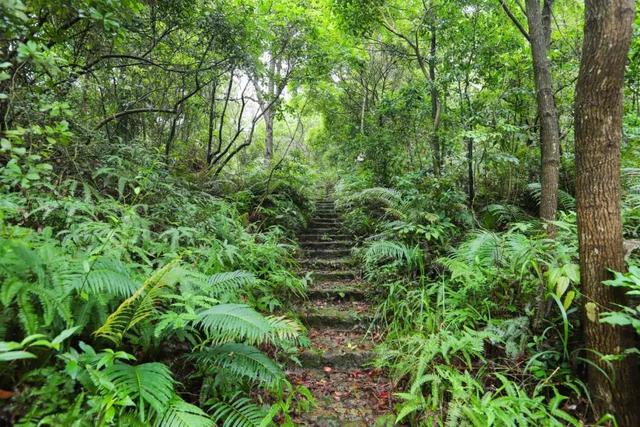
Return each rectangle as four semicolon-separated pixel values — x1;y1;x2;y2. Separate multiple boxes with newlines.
287;197;395;426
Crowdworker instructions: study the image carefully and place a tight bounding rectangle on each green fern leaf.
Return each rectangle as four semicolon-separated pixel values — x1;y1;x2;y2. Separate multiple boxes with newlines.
106;362;175;421
206;271;256;296
210;394;268;427
82;257;139;297
155;396;212;427
195;343;283;389
194;304;272;345
94;259;181;344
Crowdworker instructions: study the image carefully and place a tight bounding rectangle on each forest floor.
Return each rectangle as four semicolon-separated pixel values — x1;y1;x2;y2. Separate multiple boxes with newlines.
287;197;396;426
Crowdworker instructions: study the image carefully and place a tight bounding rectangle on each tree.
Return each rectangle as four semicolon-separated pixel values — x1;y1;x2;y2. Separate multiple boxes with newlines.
500;0;560;230
375;0;443;175
574;0;638;424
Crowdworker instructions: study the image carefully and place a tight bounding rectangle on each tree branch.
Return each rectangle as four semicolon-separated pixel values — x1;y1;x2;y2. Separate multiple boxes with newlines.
499;0;531;42
94;108;175;130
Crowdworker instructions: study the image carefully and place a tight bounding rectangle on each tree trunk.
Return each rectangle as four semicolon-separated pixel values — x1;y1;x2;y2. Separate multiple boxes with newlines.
264;106;274;166
525;0;560;230
429;24;441;176
263;57;277;167
206;81;217;165
575;0;638;424
467;136;474;208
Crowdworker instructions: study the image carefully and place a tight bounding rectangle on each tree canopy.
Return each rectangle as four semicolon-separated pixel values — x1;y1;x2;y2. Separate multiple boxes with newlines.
1;0;639;425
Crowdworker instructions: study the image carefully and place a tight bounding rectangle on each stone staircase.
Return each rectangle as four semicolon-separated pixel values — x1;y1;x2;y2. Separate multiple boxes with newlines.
288;198;394;426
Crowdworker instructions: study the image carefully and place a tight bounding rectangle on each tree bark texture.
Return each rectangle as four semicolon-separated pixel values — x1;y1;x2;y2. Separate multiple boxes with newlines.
575;0;638;424
525;0;560;226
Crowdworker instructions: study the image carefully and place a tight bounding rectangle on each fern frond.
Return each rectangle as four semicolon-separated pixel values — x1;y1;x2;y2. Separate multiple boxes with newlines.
82;257;139;297
364;240;419;268
349;187;402;207
94;260;182;344
484;204;529;227
210;394;268;427
207;271;256;296
265;316;303;342
106;362;175;421
192;343;283;389
155;397;212;427
527;183;575;211
456;231;502;267
194;304;272;345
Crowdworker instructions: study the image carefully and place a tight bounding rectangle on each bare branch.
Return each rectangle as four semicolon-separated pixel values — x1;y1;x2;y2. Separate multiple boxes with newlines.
94;108;175;130
499;0;531;42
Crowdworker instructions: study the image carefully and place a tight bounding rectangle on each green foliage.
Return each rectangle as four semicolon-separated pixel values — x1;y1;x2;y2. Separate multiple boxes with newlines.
192;343;283;390
601;266;640;335
106;362;175;421
210;394;270;427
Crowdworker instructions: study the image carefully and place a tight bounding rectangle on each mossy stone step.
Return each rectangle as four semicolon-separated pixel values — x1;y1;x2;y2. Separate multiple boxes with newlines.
298;300;373;329
302;240;353;249
313;210;338;216
307;285;368;301
294;328;377;369
302;257;352;264
310;270;358;281
298;348;375;369
300;233;352;241
304;248;352;258
308;224;342;230
287;367;394;426
306;226;341;233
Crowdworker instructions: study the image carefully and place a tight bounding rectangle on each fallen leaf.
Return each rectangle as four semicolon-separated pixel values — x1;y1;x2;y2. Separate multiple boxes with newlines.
0;390;15;399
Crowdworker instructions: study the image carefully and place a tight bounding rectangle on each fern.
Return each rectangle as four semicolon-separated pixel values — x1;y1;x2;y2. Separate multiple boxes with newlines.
155;397;212;427
483;204;529;227
346;187;402;208
210;394;269;427
265;315;303;343
81;256;139;297
94;260;182;344
364;239;421;269
207;271;256;295
194;304;273;345
191;343;284;389
106;362;175;421
527;183;576;211
455;231;502;267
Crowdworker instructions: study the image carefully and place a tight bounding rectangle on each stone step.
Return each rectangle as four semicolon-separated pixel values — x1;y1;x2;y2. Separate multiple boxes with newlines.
295;328;377;369
302;240;353;249
311;270;358;281
307;284;368;301
300;257;354;268
309;218;341;227
304;248;352;258
299;300;373;329
312;211;337;216
313;213;338;219
287;367;394;426
314;210;336;215
307;226;341;233
300;233;352;241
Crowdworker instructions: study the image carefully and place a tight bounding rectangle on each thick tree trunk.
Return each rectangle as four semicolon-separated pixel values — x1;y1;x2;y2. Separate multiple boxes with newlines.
575;0;638;424
525;0;560;229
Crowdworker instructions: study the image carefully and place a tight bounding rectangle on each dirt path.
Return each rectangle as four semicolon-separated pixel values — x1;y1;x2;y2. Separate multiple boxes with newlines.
288;198;395;426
